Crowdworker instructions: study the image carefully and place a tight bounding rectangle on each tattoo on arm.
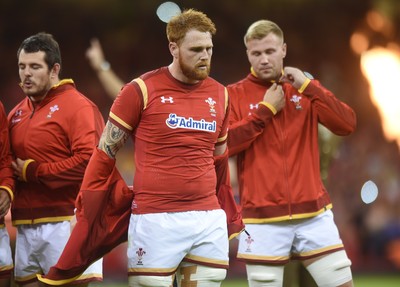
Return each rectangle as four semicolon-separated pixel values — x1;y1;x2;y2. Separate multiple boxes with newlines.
98;121;129;158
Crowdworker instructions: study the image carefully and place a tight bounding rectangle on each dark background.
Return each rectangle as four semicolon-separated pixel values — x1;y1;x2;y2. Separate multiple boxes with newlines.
1;0;400;280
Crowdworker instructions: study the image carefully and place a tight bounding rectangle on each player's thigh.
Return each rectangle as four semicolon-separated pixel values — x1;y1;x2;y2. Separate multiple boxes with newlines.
37;222;71;273
186;209;229;266
128;212;197;273
15;222;69;283
292;210;344;258
0;228;13;272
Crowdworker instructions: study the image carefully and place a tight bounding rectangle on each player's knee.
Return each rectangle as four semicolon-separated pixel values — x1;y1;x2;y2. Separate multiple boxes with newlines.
246;264;284;287
128;275;174;287
200;267;226;283
178;265;226;287
306;250;353;287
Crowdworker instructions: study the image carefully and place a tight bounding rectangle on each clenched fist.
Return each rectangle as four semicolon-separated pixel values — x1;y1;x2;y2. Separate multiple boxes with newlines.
263;83;285;113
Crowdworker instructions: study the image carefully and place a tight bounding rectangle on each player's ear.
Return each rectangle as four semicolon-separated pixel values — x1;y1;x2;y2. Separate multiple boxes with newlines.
282;43;287;59
50;63;61;78
169;42;179;58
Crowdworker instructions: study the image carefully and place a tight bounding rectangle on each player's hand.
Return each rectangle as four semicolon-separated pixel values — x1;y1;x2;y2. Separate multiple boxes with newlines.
280;67;307;90
0;189;10;219
263;83;285;113
11;158;25;181
86;38;106;71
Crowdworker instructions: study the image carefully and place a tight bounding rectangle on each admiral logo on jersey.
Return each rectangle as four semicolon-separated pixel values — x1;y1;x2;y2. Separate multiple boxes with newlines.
166;113;216;132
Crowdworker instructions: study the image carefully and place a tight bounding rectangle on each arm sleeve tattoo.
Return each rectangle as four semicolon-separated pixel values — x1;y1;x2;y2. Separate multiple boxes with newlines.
98;120;129;158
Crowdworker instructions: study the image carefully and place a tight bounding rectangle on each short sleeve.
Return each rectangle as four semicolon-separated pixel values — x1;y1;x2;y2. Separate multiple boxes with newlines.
109;82;144;133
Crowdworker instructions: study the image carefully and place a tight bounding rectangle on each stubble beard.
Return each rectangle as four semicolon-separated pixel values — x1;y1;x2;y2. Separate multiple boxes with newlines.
179;58;210;81
21;79;51;101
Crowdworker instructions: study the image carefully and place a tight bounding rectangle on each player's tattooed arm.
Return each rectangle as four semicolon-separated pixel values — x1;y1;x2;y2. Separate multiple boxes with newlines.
98;120;129;158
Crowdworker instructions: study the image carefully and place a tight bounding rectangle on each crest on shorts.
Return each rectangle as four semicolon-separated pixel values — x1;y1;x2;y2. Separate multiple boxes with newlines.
245;234;254;252
136;247;146;265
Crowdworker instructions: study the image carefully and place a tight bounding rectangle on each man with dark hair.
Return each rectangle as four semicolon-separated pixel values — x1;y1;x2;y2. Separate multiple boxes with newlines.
9;32;104;287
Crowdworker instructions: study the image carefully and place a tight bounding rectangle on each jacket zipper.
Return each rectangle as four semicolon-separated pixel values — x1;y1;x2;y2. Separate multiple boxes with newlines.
28;102;35;222
278;110;292;219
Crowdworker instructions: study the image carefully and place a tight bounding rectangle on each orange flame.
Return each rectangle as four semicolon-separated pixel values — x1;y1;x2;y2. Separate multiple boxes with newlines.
360;47;400;148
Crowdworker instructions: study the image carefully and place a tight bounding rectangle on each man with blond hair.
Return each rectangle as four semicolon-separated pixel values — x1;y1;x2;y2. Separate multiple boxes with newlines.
227;19;356;287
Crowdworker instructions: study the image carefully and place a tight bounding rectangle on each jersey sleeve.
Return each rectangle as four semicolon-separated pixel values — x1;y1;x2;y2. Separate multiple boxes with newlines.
109;81;144;133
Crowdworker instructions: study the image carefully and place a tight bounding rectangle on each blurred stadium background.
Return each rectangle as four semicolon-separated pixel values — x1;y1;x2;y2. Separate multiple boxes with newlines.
1;0;400;285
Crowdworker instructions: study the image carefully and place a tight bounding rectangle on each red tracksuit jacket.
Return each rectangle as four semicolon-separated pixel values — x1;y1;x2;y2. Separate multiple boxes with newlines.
0;101;14;226
8;79;104;225
228;73;356;223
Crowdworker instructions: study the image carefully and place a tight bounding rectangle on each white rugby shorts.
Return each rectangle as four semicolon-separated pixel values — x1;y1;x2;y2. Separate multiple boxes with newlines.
237;210;345;263
127;209;229;276
14;221;102;284
0;227;13;278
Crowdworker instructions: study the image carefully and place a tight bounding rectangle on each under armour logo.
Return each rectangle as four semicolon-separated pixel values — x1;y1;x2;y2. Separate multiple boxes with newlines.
249;103;259;110
161;96;174;103
11;109;23;125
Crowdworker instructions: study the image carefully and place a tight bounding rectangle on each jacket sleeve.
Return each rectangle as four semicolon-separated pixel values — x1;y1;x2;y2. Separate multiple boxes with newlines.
228;102;275;157
214;93;244;239
214;146;244;240
0;102;14;201
24;105;105;189
304;80;356;135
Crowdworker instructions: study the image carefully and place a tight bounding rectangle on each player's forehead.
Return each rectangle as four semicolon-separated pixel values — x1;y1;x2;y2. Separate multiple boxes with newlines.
180;30;213;48
18;50;46;65
246;33;283;51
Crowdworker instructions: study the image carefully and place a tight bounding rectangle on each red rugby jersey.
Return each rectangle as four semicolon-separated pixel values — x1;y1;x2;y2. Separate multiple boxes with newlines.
110;67;229;214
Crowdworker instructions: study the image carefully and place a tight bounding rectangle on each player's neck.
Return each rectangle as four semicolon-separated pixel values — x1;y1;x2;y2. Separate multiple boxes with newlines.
168;63;200;85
